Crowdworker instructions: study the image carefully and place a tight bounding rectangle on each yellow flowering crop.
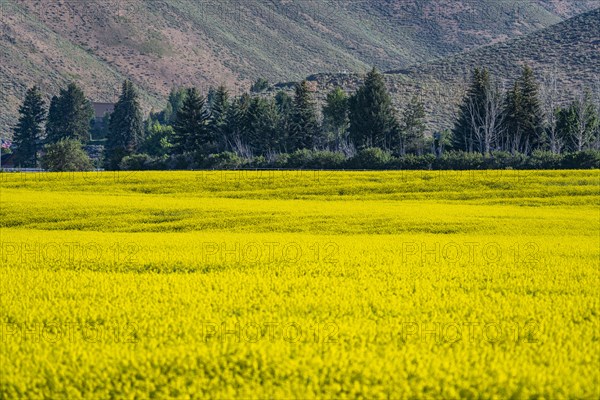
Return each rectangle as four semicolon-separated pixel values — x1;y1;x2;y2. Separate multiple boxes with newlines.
0;170;598;398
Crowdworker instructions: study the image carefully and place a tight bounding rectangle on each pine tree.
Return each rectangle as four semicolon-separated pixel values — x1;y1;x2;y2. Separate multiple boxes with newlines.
289;81;319;151
209;85;230;152
322;87;349;150
275;91;294;152
172;88;211;155
222;94;251;155
45;82;94;144
504;66;544;154
452;68;489;152
13;86;46;167
207;86;217;109
348;68;396;149
396;96;426;156
244;96;280;155
45;96;60;143
105;80;144;169
503;81;524;152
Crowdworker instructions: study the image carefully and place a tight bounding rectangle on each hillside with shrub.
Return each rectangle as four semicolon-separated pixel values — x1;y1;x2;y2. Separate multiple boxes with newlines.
298;7;600;132
0;0;597;132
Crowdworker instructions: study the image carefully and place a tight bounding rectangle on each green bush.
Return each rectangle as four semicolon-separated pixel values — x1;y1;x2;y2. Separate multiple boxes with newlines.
527;151;564;169
250;78;270;93
273;153;290;168
41;140;93;172
250;156;268;168
120;154;167;170
348;148;395;169
310;151;346;169
435;151;484;170
397;154;436;170
562;151;600;169
168;154;195;170
484;151;528;169
287;149;316;169
204;152;245;169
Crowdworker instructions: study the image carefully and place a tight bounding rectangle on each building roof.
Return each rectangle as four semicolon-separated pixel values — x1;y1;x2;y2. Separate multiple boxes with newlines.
92;102;114;119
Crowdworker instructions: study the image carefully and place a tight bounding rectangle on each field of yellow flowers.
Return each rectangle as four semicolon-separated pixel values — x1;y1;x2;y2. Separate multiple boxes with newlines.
1;170;598;398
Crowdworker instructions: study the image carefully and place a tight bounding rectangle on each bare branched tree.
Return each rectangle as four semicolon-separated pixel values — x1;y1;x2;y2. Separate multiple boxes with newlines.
539;67;563;153
571;90;597;152
592;78;600;150
467;78;505;154
231;135;253;159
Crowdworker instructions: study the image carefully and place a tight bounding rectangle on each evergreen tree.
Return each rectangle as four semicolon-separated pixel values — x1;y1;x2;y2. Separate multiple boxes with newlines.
105;80;144;169
172;88;212;155
289;81;319;151
504;66;544;154
348;68;396;149
209;85;230;151
13;86;46;167
207;86;217;109
224;93;251;155
396;96;426;156
45;82;94;144
244;96;280;155
556;105;577;152
322;87;349;150
275;91;294;152
503;81;524;152
45;96;60;142
452;68;489;152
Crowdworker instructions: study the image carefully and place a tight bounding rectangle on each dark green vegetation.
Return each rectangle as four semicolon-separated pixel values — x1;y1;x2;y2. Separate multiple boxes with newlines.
11;86;45;167
40;139;93;172
1;0;598;132
46;83;94;145
8;66;600;171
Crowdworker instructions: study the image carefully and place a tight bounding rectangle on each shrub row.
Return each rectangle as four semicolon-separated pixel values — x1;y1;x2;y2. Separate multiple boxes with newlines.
119;149;600;171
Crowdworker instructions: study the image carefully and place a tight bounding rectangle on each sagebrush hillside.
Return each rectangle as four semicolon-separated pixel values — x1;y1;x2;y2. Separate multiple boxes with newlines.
0;0;597;133
299;7;600;132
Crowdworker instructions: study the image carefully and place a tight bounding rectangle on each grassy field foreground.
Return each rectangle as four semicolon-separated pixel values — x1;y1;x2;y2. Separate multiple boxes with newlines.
0;170;599;398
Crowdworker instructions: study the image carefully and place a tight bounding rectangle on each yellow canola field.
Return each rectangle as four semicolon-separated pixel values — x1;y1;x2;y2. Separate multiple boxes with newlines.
0;170;598;398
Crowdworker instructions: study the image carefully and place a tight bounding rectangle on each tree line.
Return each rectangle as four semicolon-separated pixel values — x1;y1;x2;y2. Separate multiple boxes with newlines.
7;66;600;171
